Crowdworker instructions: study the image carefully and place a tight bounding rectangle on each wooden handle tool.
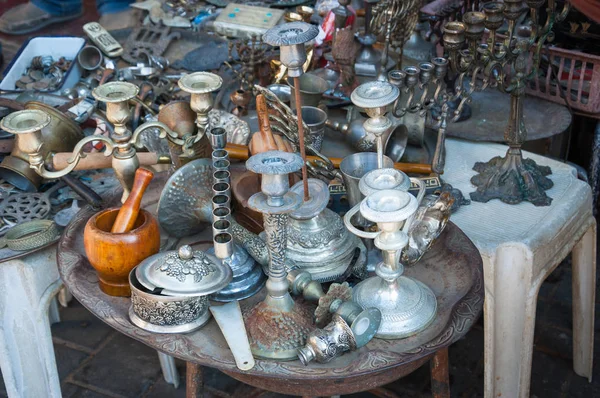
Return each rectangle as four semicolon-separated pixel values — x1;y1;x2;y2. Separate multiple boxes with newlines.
111;168;154;233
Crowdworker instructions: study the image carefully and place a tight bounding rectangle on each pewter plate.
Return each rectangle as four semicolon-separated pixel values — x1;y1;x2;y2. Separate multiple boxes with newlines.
157;159;213;238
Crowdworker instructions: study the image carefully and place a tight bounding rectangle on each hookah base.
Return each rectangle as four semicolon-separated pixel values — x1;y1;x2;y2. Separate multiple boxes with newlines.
242;298;315;361
353;275;437;339
470;147;553;207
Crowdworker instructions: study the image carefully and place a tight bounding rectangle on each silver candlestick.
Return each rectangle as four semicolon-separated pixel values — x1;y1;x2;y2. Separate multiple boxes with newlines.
344;187;437;339
350;81;400;168
242;150;315;360
263;22;318;202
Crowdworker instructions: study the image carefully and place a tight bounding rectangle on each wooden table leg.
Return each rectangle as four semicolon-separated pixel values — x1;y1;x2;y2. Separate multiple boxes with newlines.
186;362;204;398
430;348;450;398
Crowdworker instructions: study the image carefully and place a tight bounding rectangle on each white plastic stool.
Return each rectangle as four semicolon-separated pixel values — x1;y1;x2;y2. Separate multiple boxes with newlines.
0;243;180;397
444;138;596;398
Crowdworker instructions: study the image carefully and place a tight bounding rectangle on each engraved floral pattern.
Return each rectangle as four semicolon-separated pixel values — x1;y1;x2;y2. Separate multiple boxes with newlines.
158;251;216;283
263;213;289;279
287;211;345;249
131;295;208;326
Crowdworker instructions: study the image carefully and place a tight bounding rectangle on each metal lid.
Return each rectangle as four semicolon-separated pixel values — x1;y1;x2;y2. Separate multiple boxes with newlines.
359;168;410;196
290;178;329;219
136;245;232;297
263;22;319;47
351;81;399;109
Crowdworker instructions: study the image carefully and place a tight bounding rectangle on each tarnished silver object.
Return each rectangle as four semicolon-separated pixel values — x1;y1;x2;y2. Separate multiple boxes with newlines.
242;150;314;360
287;269;381;347
344;188;437;339
129;270;210;334
287;178;366;282
350;81;400;168
157;158;213;238
297;314;356;365
262;22;319;78
208;127;266;302
129;245;232;333
209;301;255;371
156;157;266;301
403;192;453;265
326;107;409;162
136;245;232;296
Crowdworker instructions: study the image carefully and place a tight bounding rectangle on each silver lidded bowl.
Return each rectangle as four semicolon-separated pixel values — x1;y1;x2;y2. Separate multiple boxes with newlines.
129;245;232;333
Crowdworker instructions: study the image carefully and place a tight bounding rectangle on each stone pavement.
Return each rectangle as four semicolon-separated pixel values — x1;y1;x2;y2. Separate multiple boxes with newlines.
0;258;598;397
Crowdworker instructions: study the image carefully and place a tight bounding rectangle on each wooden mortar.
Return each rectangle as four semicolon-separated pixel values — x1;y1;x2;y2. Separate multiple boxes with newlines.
84;208;160;296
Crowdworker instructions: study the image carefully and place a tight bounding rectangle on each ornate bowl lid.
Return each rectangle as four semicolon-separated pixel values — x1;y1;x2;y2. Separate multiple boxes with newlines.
263;22;319;47
136;245;232;297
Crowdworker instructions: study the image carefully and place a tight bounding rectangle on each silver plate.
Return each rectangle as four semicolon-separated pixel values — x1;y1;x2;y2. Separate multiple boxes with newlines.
157;158;213;238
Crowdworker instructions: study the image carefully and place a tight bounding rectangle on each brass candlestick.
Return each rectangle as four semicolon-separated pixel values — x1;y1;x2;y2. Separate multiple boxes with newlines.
441;0;570;206
0;82;187;202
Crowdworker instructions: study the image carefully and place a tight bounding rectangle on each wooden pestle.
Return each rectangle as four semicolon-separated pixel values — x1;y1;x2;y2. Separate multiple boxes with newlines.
111;168;154;233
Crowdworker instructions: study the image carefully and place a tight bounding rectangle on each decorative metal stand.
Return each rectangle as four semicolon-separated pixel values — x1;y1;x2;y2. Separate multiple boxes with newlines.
207;127;266;302
440;0;570;206
344;188;437;339
355;0;383;77
242;151;314;360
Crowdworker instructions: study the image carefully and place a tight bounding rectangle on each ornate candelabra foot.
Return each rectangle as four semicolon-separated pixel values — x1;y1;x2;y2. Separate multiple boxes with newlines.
470;147;553;206
243;297;315;360
352;275;436;339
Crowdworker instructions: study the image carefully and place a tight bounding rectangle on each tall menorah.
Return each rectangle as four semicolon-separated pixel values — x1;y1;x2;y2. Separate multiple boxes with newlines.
441;0;569;206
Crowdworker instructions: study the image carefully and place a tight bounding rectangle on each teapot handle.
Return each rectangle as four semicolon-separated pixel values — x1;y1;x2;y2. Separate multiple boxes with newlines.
343;203;380;240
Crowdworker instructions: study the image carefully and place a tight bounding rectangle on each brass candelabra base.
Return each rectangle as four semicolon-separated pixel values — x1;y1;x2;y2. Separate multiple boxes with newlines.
470;147;553;207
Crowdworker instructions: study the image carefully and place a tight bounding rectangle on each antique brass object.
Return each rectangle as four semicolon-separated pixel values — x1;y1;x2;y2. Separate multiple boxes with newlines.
0;102;84;192
178;72;223;140
0;82;188;202
439;1;570;205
